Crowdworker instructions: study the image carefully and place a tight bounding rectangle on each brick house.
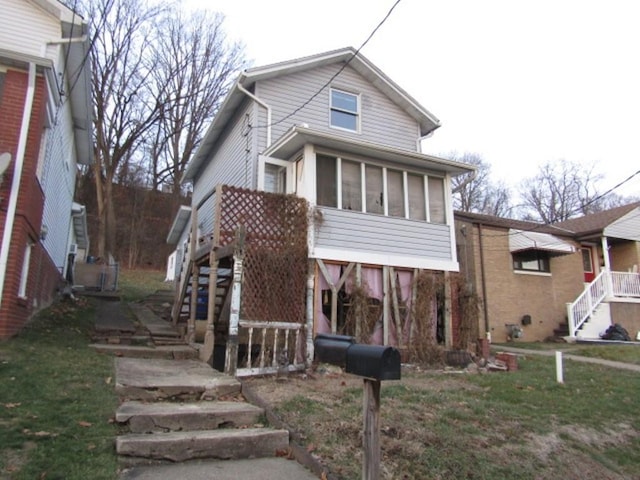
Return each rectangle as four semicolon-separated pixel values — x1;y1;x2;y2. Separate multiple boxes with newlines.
0;0;92;338
455;204;640;343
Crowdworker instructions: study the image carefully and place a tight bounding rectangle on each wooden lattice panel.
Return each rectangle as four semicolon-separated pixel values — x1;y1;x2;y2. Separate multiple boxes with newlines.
219;186;309;324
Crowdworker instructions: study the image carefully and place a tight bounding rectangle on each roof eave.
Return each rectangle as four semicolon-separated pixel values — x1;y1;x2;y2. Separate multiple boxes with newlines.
265;126;474;176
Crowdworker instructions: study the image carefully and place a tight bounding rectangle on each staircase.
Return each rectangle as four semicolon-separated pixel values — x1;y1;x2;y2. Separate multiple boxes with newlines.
95;296;304;476
114;357;289;465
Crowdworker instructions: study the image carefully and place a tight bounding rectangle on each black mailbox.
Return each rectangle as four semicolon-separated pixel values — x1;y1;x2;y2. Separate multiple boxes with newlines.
346;344;401;381
314;333;355;367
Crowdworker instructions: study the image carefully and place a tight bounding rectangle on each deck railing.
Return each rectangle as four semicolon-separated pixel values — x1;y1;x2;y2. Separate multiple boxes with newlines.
234;320;306;377
567;269;640;337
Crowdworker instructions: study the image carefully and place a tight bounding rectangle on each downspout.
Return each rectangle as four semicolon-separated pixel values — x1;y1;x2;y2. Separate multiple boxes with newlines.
0;62;37;309
477;222;490;340
237;83;271;148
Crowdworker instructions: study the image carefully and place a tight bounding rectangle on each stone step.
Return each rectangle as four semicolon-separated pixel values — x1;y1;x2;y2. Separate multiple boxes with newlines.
90;344;197;360
115;358;241;401
116;401;264;433
116;428;289;463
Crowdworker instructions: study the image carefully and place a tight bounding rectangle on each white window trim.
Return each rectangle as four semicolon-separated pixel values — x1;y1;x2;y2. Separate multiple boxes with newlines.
315;151;449;225
329;88;361;133
18;242;33;299
258;155;295;193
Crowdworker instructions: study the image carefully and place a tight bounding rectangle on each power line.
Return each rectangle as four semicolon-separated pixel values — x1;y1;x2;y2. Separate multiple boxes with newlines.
261;0;403;129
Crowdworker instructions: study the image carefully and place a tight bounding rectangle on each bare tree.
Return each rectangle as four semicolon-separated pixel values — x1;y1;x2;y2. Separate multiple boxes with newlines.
84;0;167;257
517;159;609;223
448;152;513;217
147;9;246;199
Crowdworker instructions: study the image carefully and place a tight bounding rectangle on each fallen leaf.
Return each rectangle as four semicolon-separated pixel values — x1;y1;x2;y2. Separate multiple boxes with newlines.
87;443;96;450
78;421;92;427
34;431;53;437
321;472;328;480
307;443;316;453
3;402;21;408
105;377;112;384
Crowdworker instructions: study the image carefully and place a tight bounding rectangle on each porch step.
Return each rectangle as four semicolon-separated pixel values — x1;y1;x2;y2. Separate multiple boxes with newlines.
116;401;264;433
553;322;570;337
116;428;289;463
115;358;241;401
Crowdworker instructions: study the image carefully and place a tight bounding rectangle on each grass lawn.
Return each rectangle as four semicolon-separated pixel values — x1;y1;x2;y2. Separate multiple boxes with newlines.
0;298;119;480
3;268;637;479
495;341;640;365
246;355;640;479
117;268;168;302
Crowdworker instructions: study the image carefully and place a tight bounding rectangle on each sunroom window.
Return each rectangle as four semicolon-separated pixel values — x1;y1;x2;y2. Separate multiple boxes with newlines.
316;154;447;225
330;89;359;132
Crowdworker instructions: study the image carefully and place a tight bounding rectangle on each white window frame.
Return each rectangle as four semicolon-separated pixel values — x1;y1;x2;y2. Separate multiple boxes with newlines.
18;242;33;299
258;155;296;194
329;88;361;133
314;152;449;225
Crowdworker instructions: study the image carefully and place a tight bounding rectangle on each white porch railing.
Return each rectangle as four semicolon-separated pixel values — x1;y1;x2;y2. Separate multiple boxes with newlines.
610;271;640;297
234;320;306;377
567;269;640;337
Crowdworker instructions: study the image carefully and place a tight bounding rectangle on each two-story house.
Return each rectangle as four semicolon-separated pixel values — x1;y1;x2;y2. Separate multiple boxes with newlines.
168;48;473;374
0;0;92;338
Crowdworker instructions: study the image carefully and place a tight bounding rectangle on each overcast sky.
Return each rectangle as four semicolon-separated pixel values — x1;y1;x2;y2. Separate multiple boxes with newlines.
186;0;640;197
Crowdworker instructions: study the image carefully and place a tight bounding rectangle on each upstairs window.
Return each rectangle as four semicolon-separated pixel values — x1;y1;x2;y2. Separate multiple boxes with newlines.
330;89;359;132
512;250;550;273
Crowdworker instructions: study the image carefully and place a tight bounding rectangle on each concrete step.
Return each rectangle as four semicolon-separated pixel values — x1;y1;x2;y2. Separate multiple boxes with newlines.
116;428;289;462
119;457;319;480
90;344;197;360
115;358;241;401
116;401;264;433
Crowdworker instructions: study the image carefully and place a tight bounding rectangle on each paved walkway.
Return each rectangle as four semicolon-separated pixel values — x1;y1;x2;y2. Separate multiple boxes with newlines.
493;345;640;373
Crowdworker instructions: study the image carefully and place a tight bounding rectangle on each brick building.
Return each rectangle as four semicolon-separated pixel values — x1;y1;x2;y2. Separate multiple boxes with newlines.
0;0;92;338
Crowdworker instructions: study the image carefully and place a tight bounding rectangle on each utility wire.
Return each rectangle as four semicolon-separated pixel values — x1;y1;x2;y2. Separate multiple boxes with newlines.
458;168;640;239
261;0;403;129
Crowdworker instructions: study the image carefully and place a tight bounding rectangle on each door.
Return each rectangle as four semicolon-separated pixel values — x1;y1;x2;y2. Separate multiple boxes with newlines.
581;246;595;283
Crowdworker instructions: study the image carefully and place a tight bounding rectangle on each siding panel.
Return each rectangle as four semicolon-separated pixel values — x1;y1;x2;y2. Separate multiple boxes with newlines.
256;64;419;152
0;0;61;63
314;207;452;261
192;101;254;234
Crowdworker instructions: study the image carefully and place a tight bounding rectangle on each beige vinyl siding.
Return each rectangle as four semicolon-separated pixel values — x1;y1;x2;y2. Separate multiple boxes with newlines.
255;63;420;152
0;0;61;63
314;207;452;261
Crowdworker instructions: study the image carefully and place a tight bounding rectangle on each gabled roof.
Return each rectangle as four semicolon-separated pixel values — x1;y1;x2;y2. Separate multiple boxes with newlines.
183;47;441;182
552;202;640;237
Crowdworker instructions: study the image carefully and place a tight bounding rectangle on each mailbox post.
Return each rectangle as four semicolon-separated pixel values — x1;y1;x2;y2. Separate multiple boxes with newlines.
314;334;401;480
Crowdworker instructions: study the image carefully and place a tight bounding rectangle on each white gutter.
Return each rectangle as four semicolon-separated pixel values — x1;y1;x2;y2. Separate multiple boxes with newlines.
237;82;272;147
0;63;37;309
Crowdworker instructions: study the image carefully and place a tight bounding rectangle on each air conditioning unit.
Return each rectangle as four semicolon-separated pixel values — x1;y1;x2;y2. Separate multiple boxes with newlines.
69;243;78;255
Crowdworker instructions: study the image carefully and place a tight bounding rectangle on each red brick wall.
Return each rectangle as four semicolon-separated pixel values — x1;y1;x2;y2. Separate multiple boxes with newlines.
0;67;59;339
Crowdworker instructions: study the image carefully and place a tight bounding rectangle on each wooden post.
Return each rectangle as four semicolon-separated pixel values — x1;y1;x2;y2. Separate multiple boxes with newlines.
363;379;381;480
225;226;246;376
186;208;199;343
383;266;389;345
